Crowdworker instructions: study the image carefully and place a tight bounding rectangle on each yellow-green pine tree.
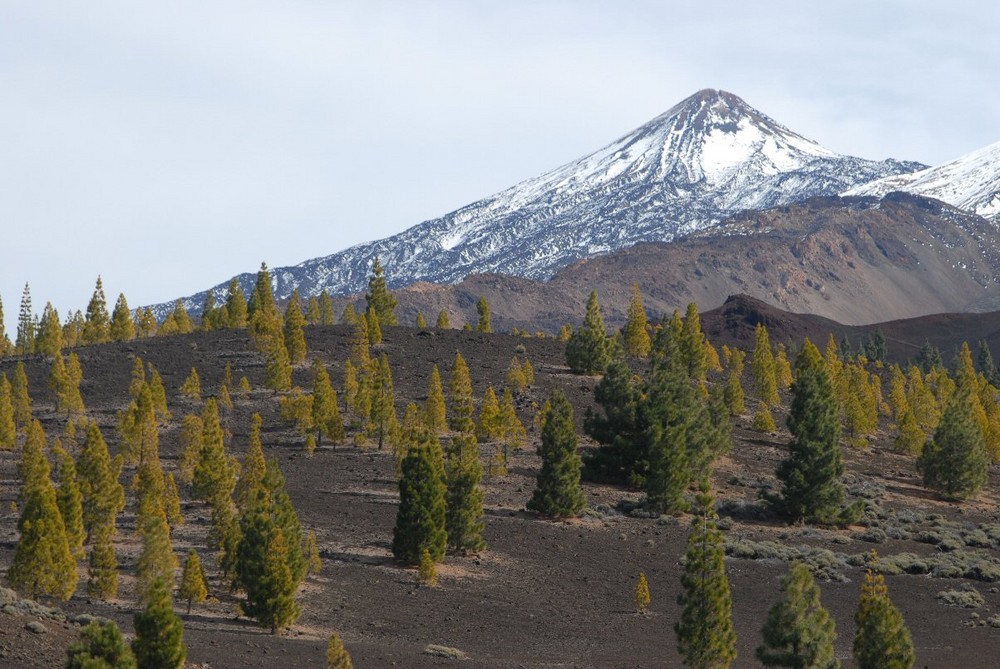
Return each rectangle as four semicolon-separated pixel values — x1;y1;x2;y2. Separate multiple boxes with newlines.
306;295;322;326
179;367;202;402
476;296;492;333
448;352;476;434
11;361;32;431
367;354;399;450
164;472;183;527
318;290;336;326
179;549;208;613
283;289;308;365
635;572;651;614
775;343;794;390
415;311;427;329
366;304;383;346
365;257;398;326
312;359;344;445
305;529;322;576
77;421;126;541
86;526;118;600
237;413;267;510
477;385;502;442
751;324;780;408
425;365;447;433
225;278;249;329
8;420;77;600
109;293;135;342
35;302;63;357
435;309;450;329
621;282;651;358
54;442;86;560
148;365;171;423
0;375;15;449
327;632;354;669
82;276;111;344
177;414;204;485
724;349;747;416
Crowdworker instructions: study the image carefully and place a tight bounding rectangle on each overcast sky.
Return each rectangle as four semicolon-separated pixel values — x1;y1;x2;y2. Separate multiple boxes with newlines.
1;1;997;328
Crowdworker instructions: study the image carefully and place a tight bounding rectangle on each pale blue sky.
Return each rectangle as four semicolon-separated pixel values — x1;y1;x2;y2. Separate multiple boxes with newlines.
1;1;997;326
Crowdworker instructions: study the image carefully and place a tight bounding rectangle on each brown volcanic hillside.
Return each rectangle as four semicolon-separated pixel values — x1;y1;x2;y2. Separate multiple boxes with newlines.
374;194;1000;330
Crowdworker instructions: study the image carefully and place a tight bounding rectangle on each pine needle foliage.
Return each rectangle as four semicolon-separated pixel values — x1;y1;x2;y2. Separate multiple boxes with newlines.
179;549;208;613
756;562;839;669
132;577;186;669
853;559;915;669
527;391;586;518
179;367;202;402
475;296;492;333
326;632;355;669
283;290;308;365
675;486;737;669
392;439;448;564
621;282;651;358
565;291;611;375
0;375;15;449
66;621;137;669
365;257;398;326
425;365;448;433
752;324;780;408
635;572;651;614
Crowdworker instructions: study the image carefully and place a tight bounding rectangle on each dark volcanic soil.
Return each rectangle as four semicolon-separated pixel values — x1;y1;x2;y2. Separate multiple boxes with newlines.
0;324;999;668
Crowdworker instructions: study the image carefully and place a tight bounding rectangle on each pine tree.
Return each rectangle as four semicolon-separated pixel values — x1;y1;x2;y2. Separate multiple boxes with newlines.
0;293;10;356
312;359;345;445
87;525;118;600
12;361;33;430
16;283;35;355
506;357;529;391
635;572;651;614
177;413;204;485
305;295;322;325
305;529;322;576
916;366;989;500
263;457;306;583
853;560;915;669
193;400;237;512
83;276;111;344
476;296;492;333
226;278;249;329
775;343;794;390
724;349;747;416
436;309;450;329
237;414;267;510
179;367;202;401
680;303;708;382
236;487;301;632
135;479;178;604
77;421;125;541
499;388;527;459
201;291;221;331
54;443;86;560
752;407;777;433
425;365;448;433
622;282;651;358
415;311;428;328
326;632;354;669
164;472;183;527
675;486;737;669
264;333;292;392
147;365;171;423
445;430;486;555
365;257;398;326
284;290;308;365
136;307;157;338
752;323;780;408
110;293;136;342
565;291;611;375
644;330;712;514
66;621;137;669
448;352;476;434
316;290;335;325
340;302;358;326
368;353;399;449
418;547;437;586
132;577;186;669
893;409;925;455
770;339;851;524
0;375;15;449
477;385;502;442
8;421;78;600
392;440;447;564
35;302;63;356
582;358;646;485
756;562;839;669
248;262;278;325
179;549;208;613
528;391;586;517
365;304;383;346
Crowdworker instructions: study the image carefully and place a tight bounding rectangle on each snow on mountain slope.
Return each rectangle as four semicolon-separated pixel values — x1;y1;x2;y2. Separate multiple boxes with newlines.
845;140;1000;220
161;89;923;314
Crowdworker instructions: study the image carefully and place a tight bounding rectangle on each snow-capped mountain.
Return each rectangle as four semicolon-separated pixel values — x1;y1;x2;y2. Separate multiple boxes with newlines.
844;140;1000;220
164;89;923;313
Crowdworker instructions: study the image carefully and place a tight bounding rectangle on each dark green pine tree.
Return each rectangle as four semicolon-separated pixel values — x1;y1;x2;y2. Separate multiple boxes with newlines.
583;358;647;486
675;485;737;669
445;431;486;555
757;562;839;668
916;370;989;500
365;257;398;326
392;439;447;564
770;339;851;524
66;621;137;669
853;562;915;669
565;291;611;375
977;339;998;385
16;283;35;355
263;457;306;583
527;391;586;517
132;577;186;669
644;329;711;514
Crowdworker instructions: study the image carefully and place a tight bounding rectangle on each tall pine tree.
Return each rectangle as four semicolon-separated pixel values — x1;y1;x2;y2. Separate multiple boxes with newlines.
853;559;914;669
565;291;611;375
365;257;398;326
675;485;737;669
756;562;839;669
527;391;586;518
132;577;186;669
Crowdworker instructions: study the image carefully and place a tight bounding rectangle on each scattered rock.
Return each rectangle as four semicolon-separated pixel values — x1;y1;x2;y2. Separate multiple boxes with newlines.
423;644;468;660
25;621;47;634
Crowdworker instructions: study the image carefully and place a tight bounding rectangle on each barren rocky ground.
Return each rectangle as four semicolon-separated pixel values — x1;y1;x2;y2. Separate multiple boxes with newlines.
0;316;998;667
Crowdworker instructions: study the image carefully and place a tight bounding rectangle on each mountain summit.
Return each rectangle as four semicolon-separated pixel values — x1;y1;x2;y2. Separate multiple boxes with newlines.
166;89;923;312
